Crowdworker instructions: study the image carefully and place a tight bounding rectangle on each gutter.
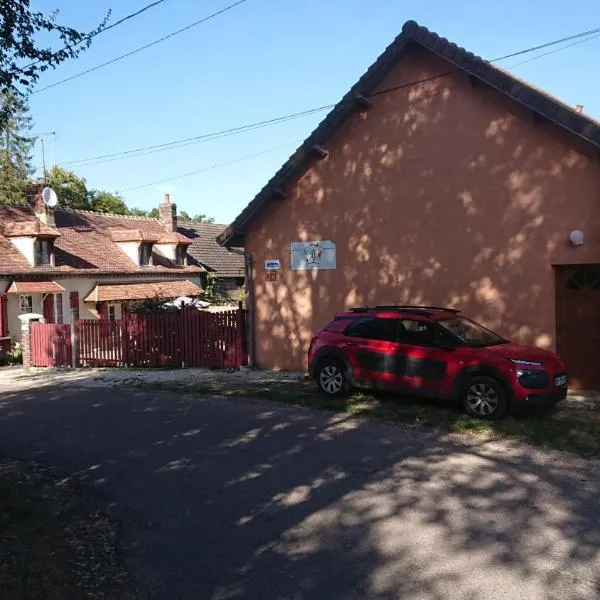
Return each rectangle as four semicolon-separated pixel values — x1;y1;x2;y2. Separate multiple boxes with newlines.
227;248;255;368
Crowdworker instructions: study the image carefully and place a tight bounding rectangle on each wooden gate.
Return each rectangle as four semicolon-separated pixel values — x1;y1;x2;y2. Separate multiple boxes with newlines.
30;323;72;367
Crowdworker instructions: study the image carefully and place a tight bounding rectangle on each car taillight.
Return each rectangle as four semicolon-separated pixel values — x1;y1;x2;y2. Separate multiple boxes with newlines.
308;336;317;355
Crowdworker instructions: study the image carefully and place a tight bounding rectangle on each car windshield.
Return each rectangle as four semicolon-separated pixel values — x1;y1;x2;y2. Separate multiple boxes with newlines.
438;317;506;348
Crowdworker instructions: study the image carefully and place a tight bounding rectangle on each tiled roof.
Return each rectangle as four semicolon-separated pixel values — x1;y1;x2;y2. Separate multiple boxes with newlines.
177;220;244;278
218;20;600;247
3;221;60;238
84;280;203;302
7;281;65;294
109;228;159;243
0;204;203;276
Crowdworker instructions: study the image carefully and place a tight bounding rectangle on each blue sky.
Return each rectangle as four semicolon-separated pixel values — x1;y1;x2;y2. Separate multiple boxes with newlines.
29;0;600;224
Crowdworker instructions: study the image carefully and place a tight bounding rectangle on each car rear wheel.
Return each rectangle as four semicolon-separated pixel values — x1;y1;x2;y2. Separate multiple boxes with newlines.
317;359;348;396
463;375;507;420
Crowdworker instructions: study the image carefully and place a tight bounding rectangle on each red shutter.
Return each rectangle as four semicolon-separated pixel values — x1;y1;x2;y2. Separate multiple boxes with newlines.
0;294;7;337
43;294;55;324
97;303;108;320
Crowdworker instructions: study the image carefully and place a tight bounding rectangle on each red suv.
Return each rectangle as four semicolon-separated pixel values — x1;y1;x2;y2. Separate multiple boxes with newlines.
308;306;568;420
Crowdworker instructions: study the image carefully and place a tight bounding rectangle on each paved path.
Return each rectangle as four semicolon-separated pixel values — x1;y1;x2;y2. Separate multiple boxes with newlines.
0;381;598;599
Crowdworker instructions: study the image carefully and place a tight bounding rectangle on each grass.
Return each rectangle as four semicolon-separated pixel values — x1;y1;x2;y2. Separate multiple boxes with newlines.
0;459;138;599
121;377;600;460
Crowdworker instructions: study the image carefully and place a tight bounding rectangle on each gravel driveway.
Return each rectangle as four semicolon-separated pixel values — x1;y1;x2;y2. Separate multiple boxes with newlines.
0;370;599;599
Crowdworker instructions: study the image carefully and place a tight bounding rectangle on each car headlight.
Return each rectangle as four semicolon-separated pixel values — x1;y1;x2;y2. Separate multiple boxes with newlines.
509;358;543;367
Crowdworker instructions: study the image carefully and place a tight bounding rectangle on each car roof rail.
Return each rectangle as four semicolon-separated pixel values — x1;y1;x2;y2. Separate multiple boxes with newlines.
374;305;460;313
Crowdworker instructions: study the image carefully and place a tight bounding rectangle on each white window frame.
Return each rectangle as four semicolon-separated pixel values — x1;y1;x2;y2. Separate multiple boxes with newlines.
19;294;33;314
108;305;117;321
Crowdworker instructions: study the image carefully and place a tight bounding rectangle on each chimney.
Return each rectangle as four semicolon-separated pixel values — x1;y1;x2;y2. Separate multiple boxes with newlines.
575;104;584;113
158;193;177;232
27;182;56;228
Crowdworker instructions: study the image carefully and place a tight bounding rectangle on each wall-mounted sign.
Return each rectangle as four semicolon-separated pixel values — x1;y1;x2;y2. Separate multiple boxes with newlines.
291;241;336;271
265;259;281;270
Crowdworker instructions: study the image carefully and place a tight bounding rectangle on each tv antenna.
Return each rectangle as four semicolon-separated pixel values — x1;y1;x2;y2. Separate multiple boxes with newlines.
34;132;56;182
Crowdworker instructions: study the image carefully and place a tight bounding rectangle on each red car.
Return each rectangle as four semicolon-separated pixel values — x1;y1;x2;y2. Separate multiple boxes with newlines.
308;306;568;420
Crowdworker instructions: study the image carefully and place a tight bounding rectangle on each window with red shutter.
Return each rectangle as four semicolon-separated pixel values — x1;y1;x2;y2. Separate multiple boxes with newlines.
42;294;55;323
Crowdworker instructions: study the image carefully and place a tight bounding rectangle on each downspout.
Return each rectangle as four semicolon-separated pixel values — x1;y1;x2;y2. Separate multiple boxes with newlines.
228;248;255;368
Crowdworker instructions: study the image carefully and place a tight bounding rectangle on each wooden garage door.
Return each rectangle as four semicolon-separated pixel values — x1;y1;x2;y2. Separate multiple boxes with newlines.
556;265;600;390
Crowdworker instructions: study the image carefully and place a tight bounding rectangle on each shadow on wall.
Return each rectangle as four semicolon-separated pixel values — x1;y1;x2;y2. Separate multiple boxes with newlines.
249;48;600;370
0;383;598;598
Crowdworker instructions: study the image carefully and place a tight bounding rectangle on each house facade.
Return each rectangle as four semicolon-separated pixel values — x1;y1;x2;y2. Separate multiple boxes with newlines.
219;21;600;390
0;191;204;346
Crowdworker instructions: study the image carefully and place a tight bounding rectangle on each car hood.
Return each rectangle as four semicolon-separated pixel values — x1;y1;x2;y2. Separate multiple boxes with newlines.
480;343;563;368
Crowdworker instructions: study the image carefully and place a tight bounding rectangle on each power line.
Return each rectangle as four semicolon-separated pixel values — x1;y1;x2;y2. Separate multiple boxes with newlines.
57;24;600;167
31;0;250;95
97;0;170;35
24;0;171;71
59;106;332;167
119;140;302;192
508;32;600;68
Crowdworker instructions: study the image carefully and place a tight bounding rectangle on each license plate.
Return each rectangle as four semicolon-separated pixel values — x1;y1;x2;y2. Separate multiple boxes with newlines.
554;375;567;387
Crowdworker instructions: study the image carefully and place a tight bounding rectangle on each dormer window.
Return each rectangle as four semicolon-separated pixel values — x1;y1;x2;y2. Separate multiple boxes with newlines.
175;245;187;266
139;243;153;267
34;238;54;266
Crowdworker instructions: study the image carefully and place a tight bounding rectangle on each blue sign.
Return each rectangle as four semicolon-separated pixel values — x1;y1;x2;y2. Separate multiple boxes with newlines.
265;259;281;270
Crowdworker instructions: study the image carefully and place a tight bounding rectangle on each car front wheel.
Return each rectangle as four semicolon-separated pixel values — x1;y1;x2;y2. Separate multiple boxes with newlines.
317;359;348;396
463;375;508;420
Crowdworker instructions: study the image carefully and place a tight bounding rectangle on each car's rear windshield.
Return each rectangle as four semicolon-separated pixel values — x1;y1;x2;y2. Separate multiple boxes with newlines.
438;317;506;348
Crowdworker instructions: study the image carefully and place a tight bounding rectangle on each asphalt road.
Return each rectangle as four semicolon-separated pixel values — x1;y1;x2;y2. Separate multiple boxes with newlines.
0;382;598;600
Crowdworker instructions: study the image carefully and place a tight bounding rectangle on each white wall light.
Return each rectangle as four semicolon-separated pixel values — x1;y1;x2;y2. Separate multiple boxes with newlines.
569;229;584;246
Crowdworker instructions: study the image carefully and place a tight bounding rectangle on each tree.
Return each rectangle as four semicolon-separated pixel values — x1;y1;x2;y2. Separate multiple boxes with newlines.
179;211;215;223
0;2;109;122
128;207;151;217
46;165;90;210
0;92;34;204
89;190;129;215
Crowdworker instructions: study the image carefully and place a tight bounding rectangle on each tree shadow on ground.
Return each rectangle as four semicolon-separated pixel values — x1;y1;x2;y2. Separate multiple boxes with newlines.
0;382;598;599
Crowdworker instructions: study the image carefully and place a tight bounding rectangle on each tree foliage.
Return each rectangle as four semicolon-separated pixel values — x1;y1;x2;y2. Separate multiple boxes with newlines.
179;211;215;223
0;2;109;121
89;190;129;215
0;92;33;203
47;165;89;210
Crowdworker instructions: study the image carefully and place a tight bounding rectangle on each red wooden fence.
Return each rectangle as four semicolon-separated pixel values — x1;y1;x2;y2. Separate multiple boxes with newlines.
79;319;124;367
31;308;247;369
30;323;72;367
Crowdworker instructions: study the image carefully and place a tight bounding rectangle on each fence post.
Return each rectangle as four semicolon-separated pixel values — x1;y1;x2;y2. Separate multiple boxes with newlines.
70;292;80;368
121;310;129;367
21;319;31;369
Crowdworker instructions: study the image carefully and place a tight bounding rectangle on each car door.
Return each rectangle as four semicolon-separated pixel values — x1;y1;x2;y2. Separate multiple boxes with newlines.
396;319;455;396
343;316;404;388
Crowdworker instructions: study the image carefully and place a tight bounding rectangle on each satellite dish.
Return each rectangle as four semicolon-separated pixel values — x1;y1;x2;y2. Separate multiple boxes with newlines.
41;186;58;209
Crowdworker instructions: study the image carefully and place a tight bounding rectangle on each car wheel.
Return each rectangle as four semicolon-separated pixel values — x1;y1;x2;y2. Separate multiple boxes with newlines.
463;375;508;420
317;359;348;397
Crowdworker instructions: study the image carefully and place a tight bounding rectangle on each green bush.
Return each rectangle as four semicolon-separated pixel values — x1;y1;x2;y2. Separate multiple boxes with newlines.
0;342;22;366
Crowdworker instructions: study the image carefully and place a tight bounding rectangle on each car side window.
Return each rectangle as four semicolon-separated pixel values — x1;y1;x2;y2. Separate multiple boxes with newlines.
399;319;442;347
345;317;398;342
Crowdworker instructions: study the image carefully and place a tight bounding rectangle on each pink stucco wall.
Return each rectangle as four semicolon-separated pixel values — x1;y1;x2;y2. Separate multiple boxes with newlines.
244;47;600;371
